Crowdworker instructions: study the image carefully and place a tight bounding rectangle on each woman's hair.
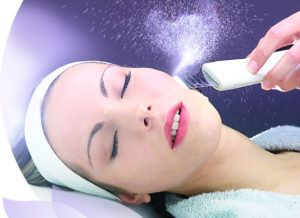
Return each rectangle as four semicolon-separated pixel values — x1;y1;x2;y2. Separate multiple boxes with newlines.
12;134;52;187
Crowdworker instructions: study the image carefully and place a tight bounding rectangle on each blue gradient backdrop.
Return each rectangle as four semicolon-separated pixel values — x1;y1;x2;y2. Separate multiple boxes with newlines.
1;0;299;143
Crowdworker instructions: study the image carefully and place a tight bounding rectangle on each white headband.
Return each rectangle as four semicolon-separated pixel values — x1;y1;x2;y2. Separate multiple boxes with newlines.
24;61;120;201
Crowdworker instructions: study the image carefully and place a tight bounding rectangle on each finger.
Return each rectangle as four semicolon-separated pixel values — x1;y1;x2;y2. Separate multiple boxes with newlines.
248;38;294;63
276;68;300;92
246;50;254;59
262;41;300;90
248;11;300;74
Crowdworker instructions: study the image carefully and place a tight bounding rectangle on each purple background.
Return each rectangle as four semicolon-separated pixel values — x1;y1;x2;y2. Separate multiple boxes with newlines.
1;0;299;145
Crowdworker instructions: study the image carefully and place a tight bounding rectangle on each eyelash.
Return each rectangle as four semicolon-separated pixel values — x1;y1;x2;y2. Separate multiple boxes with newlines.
111;71;131;160
120;71;131;99
111;130;118;160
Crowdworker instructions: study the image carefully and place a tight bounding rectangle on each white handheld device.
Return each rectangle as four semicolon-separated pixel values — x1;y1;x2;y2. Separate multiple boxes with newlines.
202;50;287;91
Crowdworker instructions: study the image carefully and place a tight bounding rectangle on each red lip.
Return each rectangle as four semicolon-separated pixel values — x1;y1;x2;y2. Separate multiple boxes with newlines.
164;102;189;149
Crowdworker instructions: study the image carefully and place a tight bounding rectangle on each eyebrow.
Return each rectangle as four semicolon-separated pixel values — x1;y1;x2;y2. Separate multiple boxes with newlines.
87;64;115;167
87;122;105;167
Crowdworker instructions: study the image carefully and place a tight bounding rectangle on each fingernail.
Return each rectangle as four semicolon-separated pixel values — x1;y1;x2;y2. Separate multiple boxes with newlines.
247;60;258;74
262;80;271;90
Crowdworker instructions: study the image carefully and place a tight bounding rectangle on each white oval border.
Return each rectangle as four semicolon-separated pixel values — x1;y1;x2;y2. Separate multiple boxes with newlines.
0;1;42;217
0;3;149;218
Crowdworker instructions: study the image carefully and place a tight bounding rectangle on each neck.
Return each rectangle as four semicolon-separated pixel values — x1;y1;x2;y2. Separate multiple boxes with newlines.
170;125;289;196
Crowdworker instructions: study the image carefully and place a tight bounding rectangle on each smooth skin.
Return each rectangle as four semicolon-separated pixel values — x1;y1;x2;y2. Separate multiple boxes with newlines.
247;11;300;91
43;62;300;205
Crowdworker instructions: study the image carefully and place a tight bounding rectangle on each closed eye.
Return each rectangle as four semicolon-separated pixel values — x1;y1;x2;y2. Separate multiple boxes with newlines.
121;71;131;99
111;130;118;160
111;71;131;160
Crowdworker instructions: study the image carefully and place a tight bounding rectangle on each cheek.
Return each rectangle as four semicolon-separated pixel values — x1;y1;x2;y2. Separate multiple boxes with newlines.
113;145;158;191
114;138;180;193
182;91;222;163
133;71;177;98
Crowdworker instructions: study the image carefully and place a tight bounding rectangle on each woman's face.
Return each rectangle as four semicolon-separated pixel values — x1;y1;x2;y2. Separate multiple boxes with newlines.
43;62;222;196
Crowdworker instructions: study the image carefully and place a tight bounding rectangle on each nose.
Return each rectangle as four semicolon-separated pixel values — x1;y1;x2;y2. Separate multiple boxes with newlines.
136;103;153;130
105;102;153;130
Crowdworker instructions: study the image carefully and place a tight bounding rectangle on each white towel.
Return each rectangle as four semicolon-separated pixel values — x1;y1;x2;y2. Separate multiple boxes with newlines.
166;125;300;218
251;125;300;152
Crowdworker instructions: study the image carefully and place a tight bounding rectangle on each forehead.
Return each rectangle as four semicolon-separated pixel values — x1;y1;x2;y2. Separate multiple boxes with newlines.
58;62;109;91
42;62;109;164
46;62;109;116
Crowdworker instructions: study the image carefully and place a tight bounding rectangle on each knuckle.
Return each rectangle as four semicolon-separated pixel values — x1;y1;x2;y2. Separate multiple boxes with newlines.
267;71;280;83
257;37;266;48
266;26;281;40
255;47;268;60
277;82;287;91
277;80;291;92
287;50;300;63
254;37;272;60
